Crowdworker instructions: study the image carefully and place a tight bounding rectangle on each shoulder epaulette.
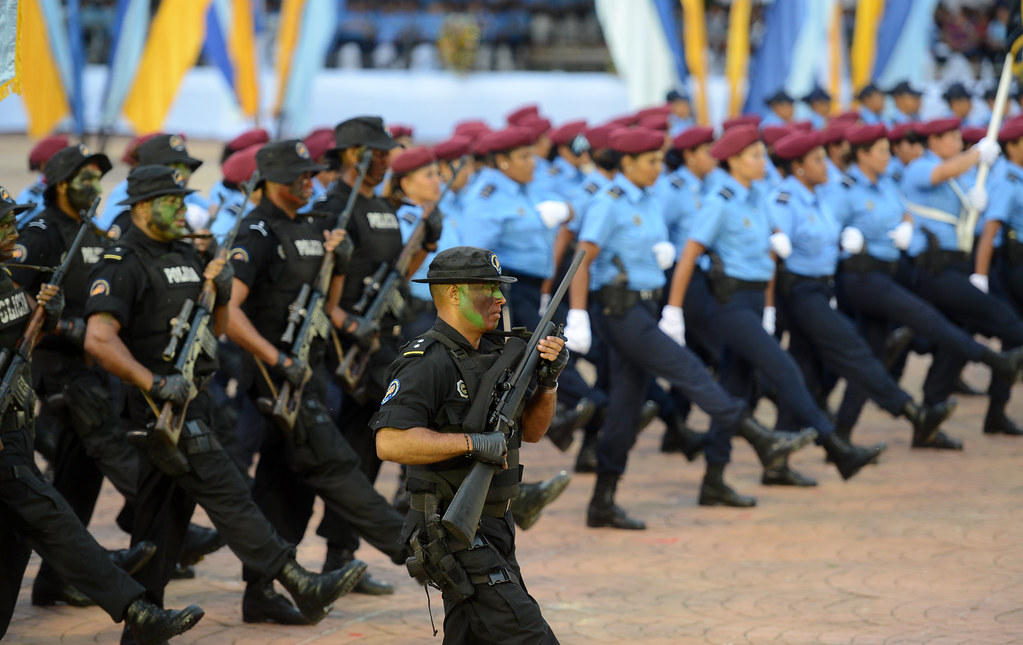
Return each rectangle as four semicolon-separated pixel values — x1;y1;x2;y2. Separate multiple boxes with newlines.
606;186;625;200
28;184;44;197
670;176;685;190
248;220;270;237
775;192;791;204
718;187;735;200
401;335;437;357
400;211;418;225
1009;173;1021;184
548;166;561;176
478;184;496;199
27;219;47;231
102;245;131;262
891;170;903;183
583;182;600;195
841;176;856;188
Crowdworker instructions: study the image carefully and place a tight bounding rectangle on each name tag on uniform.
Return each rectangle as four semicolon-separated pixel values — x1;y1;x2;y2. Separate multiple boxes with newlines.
293;240;325;257
366;212;398;230
163;266;202;285
81;246;104;265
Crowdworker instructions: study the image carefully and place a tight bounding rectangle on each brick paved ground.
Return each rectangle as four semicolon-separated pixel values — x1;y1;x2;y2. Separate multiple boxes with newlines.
2;136;1023;643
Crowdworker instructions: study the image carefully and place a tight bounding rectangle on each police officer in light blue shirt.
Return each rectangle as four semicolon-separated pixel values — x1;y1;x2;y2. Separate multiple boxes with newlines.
667;90;695;137
17;135;68;228
565;125;618;238
433;134;476;246
760;89;796;128
666;125;872;506
565;126;760;530
857;84;890;126
900;117;1023;437
297;128;338;215
208;143;261;242
544;121;590;200
888;81;922;125
802;87;832;130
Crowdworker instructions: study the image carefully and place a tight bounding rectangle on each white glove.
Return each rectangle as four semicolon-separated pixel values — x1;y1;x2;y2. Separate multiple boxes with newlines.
538;293;551;315
967;184;988;212
565;309;592;354
652;241;677;270
829;296;838;310
762;306;776;336
840;227;865;254
969;273;989;294
185;203;211;232
658;305;686;346
769;232;792;259
887;221;914;251
535;200;571;229
975;136;1000;167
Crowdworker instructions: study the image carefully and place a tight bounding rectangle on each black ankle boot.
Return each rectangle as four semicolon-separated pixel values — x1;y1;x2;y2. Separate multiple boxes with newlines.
575;432;598;473
983;401;1023;435
124;598;204;645
547;398;595;452
512;470;571;530
324;546;394;595
242;581;308;624
735;415;816;469
179;524;225;567
111;540;158;576
981;347;1023;383
902;398;957;446
31;576;95;607
761;461;817;487
586;473;645;529
276;558;366;624
660;414;706;461
822;433;886;480
699;464;756;506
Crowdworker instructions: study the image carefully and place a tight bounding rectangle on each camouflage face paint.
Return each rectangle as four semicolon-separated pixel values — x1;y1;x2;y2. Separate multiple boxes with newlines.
67;167;103;212
169;162;193;183
457;283;504;331
147;194;187;240
0;214;17;261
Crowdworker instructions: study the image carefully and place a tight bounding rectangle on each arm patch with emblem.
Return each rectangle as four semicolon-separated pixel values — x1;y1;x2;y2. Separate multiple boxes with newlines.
718;187;734;200
775;192;791;205
478;184;497;199
606;186;625;200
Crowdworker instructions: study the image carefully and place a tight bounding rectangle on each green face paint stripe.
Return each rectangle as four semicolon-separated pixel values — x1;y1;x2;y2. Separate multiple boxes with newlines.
457;284;485;328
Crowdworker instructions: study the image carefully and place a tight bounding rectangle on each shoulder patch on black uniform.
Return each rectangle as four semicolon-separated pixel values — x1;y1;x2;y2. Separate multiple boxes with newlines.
478;184;496;199
841;176;856;188
583;182;600;195
248;220;269;237
401;335;437;357
718;187;735;200
27;219;47;231
606;186;625;200
102;245;131;262
670;176;685;190
775;192;791;204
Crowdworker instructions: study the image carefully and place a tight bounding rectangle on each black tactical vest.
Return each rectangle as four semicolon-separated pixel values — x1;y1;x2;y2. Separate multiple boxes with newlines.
119;235;214;376
34;207;107;318
0;271;32;349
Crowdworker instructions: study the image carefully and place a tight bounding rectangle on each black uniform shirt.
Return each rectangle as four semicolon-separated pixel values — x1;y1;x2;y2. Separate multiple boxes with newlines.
368;318;504;435
0;268;32;349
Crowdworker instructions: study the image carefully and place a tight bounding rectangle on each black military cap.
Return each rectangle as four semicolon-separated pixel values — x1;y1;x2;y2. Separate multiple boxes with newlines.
117;165;196;206
255;139;326;185
43;144;112;192
0;185;31;220
666;89;689;103
856;83;882;100
889;81;923;97
765;89;795;105
942;82;972;102
802;86;831;104
412;246;518;285
137;134;203;171
332;116;402;151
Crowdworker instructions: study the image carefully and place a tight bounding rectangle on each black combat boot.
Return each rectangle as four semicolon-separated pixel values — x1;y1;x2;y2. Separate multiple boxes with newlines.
111;541;158;576
983;399;1023;435
324;546;393;595
276;558;366;623
902;398;958;446
124;598;204;645
822;432;887;480
981;346;1023;383
242;581;308;624
574;431;598;473
699;463;756;507
761;459;817;487
31;578;95;607
512;470;571;530
586;473;645;529
638;400;660;433
660;414;707;461
178;524;225;567
735;415;816;470
884;326;915;369
546;398;595;452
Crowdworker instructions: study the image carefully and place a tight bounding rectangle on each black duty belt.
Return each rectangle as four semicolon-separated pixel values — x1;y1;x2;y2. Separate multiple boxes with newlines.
409;492;510;518
913;249;969;270
1004;233;1023;266
841;255;898;275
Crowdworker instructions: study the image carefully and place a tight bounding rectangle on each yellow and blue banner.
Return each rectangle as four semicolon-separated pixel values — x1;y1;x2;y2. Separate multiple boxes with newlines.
724;0;751;117
18;0;83;137
203;0;259;118
274;0;340;135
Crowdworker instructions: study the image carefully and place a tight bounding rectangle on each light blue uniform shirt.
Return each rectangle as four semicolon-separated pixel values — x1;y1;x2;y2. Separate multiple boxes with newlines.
397;202;463;302
668;116;695;137
766;176;839;277
653;167;703;249
832;164;906;262
567;170;611;235
460;166;558;279
859;108;890;126
208;180;255;242
890;109;919;125
886;157;906;184
760;112;789;128
578;176;669;291
545;156;586;200
983;160;1023;246
900;151;968;256
689;174;774;281
15;176;47;227
438;184;467;245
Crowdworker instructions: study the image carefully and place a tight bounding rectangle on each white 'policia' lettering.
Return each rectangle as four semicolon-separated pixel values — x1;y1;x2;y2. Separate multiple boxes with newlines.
293;239;325;257
163;266;202;285
0;291;30;325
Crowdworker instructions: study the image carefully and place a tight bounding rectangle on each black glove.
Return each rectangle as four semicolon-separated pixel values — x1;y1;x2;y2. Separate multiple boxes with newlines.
39;286;64;332
343;314;379;348
272;353;308;388
536;342;569;390
465;432;507;466
212;261;234;306
422;207;443;246
149;374;192;406
55;317;86;348
332;234;354;270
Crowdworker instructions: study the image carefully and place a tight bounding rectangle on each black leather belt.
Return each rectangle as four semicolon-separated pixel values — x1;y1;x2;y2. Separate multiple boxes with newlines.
841;255;898;275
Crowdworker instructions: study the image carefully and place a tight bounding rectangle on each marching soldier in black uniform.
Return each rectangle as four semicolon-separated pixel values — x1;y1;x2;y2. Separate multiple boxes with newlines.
0;185;204;645
8;144;163;607
83;165;367;641
225;140;408;617
374;246;563;644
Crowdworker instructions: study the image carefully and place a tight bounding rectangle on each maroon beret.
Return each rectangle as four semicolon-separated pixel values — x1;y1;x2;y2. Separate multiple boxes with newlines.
605;114;638;128
888;122;919;143
585;124;617;150
820;123;849;146
506;104;540;126
916;118;961;137
433;135;472;161
638;114;669;131
1000;118;1023;143
710;125;760;160
762;126;793;148
791;120;814;132
673;126;714;150
845;124;888;146
830;110;861;125
389;123;414;140
303;128;335;161
520;117;551;142
391;146;436;175
961;126;986;145
609;127;664;155
454;119;491;139
29;134;70;171
222;143;261;185
635;105;672;121
121;132;162;165
479;126;534;155
773;131;823;160
549;120;588;146
226;128;270;154
723;114;762;130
